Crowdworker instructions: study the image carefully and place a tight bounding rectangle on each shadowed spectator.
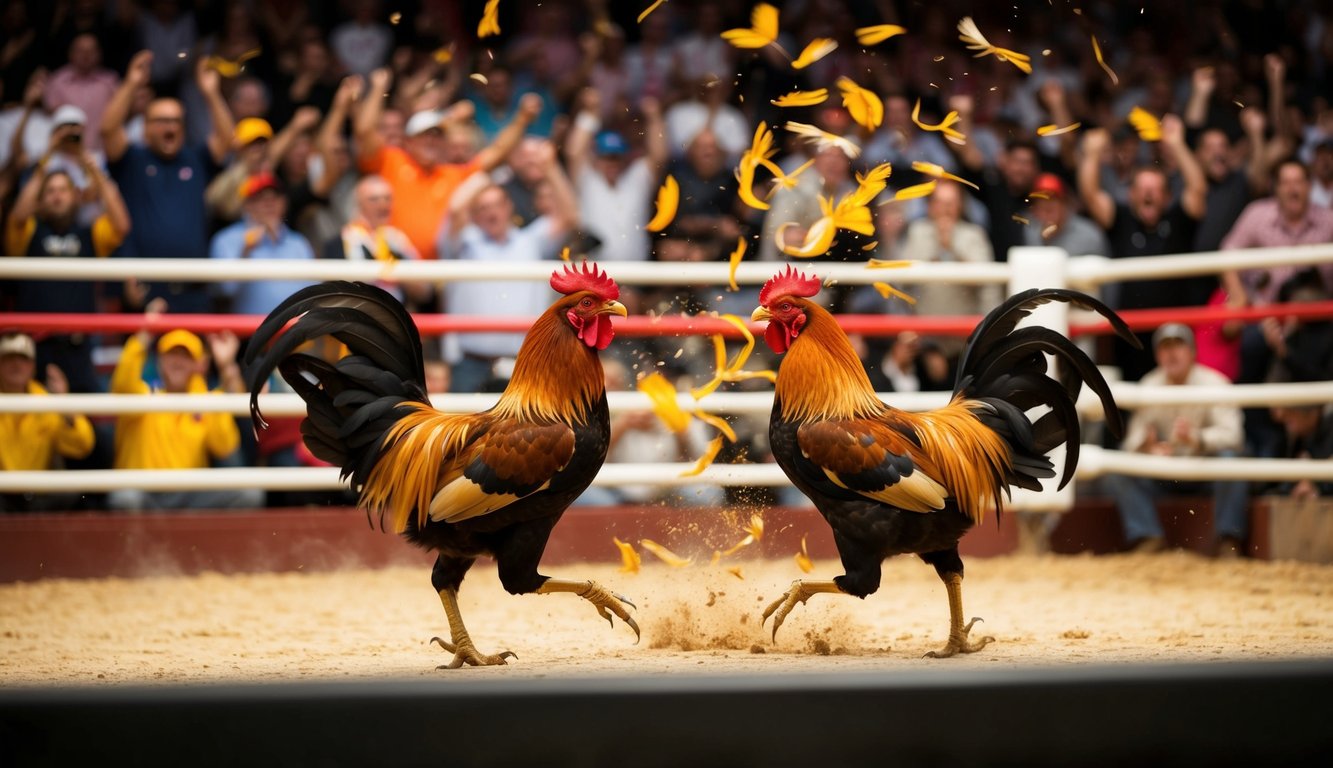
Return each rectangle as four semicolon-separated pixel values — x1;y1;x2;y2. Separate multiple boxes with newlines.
1104;323;1249;557
43;34;119;154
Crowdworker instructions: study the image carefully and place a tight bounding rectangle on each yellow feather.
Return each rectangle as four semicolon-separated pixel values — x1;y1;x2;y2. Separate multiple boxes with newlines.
645;174;679;232
477;0;501;37
721;2;780;49
791;38;837;69
771;88;830;108
837;76;884;131
856;24;906;46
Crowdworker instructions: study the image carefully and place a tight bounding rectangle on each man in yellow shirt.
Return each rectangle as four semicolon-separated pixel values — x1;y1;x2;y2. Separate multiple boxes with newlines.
0;332;95;512
108;302;263;512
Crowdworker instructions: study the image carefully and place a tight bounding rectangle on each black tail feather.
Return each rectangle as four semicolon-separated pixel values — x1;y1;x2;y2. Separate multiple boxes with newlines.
245;282;430;491
956;288;1131;493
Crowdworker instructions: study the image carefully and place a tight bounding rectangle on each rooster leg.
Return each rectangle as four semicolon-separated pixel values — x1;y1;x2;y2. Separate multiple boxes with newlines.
430;588;517;669
925;572;995;658
761;580;845;641
536;579;641;642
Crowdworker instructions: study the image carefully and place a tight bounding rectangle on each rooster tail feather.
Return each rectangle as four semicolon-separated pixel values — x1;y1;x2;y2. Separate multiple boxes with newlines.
955;289;1129;491
246;282;432;502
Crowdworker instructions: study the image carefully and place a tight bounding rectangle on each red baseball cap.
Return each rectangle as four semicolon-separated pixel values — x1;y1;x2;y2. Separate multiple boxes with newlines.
1031;173;1067;199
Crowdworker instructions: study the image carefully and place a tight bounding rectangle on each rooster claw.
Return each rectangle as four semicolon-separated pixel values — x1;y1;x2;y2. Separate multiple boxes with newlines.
761;580;838;642
430;635;516;668
586;584;641;643
924;617;994;659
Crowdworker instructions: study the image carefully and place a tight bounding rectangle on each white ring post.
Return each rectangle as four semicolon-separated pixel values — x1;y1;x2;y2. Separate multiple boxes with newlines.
1005;246;1074;514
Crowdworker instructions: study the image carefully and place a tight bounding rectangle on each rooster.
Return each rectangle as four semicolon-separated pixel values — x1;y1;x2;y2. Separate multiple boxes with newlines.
245;263;635;668
751;267;1137;657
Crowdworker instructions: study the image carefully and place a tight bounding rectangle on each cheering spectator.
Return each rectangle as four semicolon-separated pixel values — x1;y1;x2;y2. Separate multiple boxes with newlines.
21;104;103;227
1022;173;1110;258
1078;115;1209;381
1221;160;1333;309
101;50;235;313
323;174;428;305
5;142;130;394
209;171;316;316
1104;323;1249;557
43;34;120;155
354;67;540;261
945;94;1042;261
108;300;261;512
565;89;667;267
436;140;578;394
896;180;1002;364
0;332;95;512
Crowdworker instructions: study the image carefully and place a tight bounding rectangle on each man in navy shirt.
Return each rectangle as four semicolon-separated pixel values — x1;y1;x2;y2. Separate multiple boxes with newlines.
99;50;235;313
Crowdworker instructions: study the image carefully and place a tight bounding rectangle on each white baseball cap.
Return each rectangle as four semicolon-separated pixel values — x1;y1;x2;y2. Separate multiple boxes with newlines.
0;332;36;359
51;104;88;128
405;110;445;137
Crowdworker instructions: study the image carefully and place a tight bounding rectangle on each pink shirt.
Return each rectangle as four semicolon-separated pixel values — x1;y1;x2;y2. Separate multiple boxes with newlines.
43;67;121;153
1220;198;1333;304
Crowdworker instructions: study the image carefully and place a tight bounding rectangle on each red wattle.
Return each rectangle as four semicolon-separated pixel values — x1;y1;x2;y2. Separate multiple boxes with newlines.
765;322;788;354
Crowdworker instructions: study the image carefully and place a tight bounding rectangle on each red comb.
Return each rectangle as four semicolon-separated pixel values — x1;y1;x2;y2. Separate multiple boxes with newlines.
550;261;619;301
759;265;822;306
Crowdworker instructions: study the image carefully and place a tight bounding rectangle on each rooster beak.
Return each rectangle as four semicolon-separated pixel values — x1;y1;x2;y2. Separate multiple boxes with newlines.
602;300;628;318
751;306;772;322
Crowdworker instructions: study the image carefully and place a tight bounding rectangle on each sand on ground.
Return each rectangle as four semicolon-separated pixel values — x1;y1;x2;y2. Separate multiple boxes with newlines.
2;553;1330;685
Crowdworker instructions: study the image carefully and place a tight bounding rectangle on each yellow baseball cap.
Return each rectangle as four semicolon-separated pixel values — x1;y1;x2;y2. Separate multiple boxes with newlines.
234;117;273;147
157;329;205;361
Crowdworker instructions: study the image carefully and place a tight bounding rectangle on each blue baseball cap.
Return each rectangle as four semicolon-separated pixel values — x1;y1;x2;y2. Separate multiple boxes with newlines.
594;130;628;156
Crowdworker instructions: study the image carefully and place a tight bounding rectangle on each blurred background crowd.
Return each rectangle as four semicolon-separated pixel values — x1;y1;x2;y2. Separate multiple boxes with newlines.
1;0;1330;534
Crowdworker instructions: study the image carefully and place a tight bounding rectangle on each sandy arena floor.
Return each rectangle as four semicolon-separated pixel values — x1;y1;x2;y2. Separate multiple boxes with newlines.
2;552;1330;686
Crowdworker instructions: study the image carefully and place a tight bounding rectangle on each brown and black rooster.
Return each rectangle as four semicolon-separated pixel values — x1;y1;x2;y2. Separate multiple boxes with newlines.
751;267;1137;657
245;263;636;668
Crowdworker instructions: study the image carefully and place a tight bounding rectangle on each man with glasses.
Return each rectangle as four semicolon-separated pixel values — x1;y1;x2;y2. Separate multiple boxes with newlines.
99;49;236;313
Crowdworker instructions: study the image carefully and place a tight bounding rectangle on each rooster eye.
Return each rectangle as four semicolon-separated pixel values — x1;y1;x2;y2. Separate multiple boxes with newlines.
780;302;792;312
580;297;594;308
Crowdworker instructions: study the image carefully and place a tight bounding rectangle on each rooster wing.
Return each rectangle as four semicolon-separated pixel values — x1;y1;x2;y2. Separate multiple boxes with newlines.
793;418;948;513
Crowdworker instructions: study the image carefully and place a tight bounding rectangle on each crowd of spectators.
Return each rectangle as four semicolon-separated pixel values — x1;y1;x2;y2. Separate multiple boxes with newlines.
1;0;1331;546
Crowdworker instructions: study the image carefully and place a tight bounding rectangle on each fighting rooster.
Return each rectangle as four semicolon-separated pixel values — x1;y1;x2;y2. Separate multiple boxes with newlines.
751;267;1136;657
245;263;635;668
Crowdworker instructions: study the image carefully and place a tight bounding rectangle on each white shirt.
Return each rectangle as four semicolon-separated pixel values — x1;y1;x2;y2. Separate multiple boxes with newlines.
1120;363;1243;456
438;215;563;359
576;160;654;263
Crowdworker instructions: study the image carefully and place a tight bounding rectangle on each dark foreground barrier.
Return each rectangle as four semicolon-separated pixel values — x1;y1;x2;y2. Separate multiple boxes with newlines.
3;660;1330;767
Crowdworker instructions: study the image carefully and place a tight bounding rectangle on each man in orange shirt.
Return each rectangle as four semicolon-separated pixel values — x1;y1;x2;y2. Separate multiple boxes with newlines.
353;67;542;263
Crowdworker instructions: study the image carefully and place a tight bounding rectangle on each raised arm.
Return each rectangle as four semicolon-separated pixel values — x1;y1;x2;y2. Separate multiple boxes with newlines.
474;92;542;172
6;70;46;171
81;150;132;240
196;56;236;165
945;94;987;172
439;171;493;254
311;77;361;198
101;50;153;163
1161;115;1207;220
1183;66;1215;129
1077;128;1116;229
268;106;323;171
564;87;601;181
354;67;392;168
639;95;667;177
535;140;578;236
1037;80;1080;172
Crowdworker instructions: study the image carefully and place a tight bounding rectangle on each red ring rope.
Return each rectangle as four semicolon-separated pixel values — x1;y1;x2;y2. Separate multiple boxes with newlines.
4;301;1332;339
